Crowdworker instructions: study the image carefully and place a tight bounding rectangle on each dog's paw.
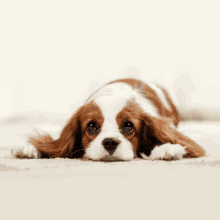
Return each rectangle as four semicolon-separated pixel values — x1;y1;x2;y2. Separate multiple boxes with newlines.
149;143;187;161
11;144;40;159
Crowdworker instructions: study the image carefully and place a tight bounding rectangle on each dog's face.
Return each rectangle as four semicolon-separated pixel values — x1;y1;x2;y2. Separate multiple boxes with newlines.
81;98;142;161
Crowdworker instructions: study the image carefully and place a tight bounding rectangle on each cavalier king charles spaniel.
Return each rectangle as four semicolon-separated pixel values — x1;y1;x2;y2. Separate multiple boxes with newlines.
12;78;206;161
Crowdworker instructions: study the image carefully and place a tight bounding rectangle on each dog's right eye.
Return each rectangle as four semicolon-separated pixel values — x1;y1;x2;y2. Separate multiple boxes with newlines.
86;121;100;135
121;121;134;135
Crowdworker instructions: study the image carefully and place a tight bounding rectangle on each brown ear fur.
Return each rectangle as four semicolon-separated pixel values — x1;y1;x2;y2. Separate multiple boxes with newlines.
29;113;84;158
142;115;206;158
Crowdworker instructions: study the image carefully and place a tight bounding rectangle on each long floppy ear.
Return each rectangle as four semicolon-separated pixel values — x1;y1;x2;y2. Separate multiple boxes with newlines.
139;115;206;158
28;113;84;159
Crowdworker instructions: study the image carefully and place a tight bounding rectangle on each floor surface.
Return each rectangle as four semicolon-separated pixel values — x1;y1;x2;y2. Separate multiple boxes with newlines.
0;120;220;220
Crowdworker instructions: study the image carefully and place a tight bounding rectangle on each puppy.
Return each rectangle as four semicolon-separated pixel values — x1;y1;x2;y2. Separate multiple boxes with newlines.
12;78;206;161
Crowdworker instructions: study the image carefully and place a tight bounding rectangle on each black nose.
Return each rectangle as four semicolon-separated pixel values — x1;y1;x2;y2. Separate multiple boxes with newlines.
102;138;120;155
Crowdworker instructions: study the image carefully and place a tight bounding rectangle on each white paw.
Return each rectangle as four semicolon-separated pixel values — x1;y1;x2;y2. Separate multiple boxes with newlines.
11;144;39;159
149;144;187;160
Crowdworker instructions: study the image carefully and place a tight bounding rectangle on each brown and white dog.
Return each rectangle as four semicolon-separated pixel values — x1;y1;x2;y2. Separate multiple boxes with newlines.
12;78;206;161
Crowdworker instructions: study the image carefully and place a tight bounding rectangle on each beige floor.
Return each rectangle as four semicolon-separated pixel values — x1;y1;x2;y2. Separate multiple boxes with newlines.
0;120;220;220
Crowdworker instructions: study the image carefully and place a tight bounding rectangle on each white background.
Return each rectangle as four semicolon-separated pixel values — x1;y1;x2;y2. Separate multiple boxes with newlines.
1;0;220;119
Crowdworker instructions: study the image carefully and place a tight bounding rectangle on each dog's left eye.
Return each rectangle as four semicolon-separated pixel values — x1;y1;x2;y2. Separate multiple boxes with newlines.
87;121;100;134
121;121;134;135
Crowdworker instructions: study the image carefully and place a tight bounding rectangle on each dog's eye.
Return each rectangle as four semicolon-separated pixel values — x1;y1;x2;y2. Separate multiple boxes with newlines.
121;121;134;135
87;121;100;134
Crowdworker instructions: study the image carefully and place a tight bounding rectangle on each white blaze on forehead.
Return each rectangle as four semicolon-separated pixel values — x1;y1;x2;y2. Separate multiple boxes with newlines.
95;95;127;120
94;95;126;138
86;82;159;117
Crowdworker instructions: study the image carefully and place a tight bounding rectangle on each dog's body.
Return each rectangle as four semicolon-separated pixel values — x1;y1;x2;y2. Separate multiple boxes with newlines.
12;78;206;161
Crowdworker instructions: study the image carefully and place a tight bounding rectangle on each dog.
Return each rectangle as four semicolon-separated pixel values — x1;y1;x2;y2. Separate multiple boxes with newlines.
12;78;206;161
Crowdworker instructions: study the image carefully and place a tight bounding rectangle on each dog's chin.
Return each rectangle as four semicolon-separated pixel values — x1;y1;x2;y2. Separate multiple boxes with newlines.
83;154;134;162
83;155;126;162
99;155;124;162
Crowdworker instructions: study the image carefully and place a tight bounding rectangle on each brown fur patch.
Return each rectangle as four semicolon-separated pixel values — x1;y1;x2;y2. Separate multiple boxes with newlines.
116;102;142;152
28;101;104;158
80;102;104;149
142;113;206;158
